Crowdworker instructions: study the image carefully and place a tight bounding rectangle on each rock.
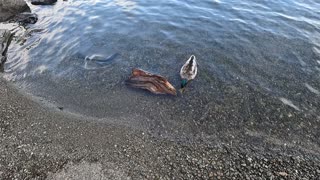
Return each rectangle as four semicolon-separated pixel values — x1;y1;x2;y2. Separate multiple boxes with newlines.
13;12;38;24
31;0;57;5
0;0;31;22
84;53;119;69
126;68;177;96
278;172;288;177
0;30;13;72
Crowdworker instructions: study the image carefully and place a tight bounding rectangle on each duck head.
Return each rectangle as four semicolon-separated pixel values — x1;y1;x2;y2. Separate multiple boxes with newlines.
181;79;188;89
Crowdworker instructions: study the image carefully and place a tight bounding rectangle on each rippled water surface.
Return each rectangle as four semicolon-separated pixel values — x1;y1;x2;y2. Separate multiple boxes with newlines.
3;0;320;143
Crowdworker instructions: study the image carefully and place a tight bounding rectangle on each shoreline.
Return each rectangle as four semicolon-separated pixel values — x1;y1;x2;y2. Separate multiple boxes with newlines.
1;77;320;179
1;1;320;179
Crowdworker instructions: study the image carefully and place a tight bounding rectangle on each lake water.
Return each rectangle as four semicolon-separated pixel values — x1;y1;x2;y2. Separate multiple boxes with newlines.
3;0;320;144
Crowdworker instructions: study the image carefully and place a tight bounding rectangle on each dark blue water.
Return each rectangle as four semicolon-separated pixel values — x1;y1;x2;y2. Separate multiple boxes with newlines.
2;0;320;144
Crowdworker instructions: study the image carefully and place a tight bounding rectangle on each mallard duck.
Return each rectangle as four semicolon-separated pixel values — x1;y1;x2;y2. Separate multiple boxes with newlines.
180;55;197;91
126;68;177;96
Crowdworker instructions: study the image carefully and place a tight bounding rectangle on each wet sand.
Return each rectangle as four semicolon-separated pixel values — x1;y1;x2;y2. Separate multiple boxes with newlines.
1;76;319;179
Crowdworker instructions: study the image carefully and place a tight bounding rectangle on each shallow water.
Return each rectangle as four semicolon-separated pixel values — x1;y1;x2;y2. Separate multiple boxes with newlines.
2;0;320;143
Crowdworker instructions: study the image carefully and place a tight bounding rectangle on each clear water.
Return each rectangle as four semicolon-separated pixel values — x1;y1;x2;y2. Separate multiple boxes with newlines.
3;0;320;144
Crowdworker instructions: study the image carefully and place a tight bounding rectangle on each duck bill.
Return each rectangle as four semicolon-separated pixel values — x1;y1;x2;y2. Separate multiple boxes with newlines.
179;88;186;94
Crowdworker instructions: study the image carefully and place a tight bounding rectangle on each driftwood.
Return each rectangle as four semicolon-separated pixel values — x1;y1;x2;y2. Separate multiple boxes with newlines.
126;68;177;96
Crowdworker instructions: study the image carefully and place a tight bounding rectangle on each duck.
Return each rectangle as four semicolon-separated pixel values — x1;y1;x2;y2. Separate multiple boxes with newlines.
180;55;197;92
126;68;177;96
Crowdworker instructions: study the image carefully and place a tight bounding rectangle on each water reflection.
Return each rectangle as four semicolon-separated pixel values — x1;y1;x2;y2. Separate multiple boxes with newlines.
305;83;320;95
113;0;137;12
313;47;320;56
279;98;301;111
36;65;48;74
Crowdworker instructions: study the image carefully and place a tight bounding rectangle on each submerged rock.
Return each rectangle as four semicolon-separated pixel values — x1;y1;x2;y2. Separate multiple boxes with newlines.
85;53;119;64
0;0;31;22
0;30;13;72
31;0;57;5
13;12;38;24
84;53;119;69
126;68;177;96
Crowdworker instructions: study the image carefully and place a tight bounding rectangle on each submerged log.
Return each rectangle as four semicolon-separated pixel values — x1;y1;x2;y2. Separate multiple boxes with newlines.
126;68;177;96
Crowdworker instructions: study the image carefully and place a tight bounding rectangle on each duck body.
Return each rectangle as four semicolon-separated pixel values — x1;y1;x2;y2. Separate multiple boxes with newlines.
126;68;177;96
180;55;197;89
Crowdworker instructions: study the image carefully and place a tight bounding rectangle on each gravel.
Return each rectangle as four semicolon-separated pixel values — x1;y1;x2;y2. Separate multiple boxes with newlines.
0;77;320;179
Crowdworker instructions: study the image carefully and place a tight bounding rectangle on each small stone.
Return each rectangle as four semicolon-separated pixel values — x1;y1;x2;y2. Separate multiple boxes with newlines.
278;172;288;176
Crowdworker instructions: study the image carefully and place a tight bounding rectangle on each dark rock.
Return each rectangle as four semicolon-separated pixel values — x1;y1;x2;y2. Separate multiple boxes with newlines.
0;30;13;72
0;0;31;22
13;12;38;24
31;0;57;5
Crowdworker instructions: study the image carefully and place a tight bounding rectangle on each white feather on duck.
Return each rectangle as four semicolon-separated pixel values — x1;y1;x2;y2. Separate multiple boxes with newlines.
180;55;197;89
